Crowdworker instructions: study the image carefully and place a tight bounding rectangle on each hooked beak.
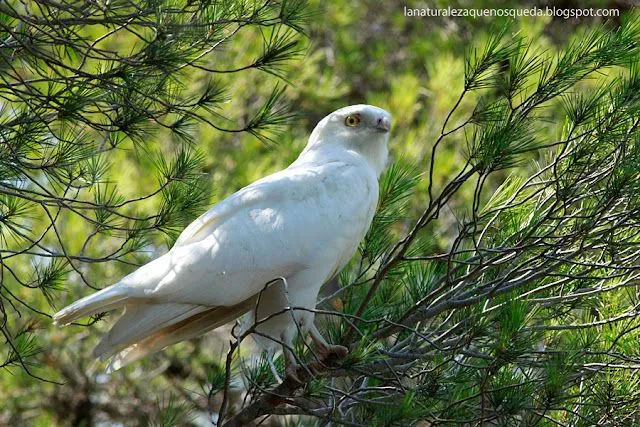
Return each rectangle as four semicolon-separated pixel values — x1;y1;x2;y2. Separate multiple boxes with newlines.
375;116;391;133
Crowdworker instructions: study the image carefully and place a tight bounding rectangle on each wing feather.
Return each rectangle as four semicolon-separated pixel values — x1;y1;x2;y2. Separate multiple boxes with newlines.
149;161;376;308
93;303;207;361
104;297;255;372
174;180;269;247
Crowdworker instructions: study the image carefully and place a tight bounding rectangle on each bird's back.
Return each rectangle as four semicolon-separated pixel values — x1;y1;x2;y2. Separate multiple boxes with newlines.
151;149;379;307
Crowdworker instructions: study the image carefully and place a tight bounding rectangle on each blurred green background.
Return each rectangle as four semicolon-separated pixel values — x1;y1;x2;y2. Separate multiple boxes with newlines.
2;0;637;424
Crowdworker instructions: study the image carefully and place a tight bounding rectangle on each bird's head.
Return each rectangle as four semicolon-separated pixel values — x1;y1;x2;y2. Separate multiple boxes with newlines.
302;104;392;176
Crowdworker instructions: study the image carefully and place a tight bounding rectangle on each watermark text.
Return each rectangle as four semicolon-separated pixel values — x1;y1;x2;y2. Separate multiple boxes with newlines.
404;6;620;20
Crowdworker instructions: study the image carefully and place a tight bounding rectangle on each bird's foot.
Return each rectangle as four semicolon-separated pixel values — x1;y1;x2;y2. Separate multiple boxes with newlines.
306;323;348;363
285;363;303;384
286;359;328;382
317;344;348;363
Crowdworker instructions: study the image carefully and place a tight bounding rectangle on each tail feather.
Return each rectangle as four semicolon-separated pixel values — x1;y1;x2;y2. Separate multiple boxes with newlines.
93;302;208;361
105;298;255;372
53;254;174;327
54;249;257;372
53;286;134;326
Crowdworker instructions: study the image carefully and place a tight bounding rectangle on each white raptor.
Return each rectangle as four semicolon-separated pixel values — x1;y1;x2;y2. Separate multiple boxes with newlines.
53;104;391;375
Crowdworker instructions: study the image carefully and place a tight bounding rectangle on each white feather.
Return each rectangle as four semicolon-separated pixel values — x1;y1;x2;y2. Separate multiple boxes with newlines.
53;104;392;371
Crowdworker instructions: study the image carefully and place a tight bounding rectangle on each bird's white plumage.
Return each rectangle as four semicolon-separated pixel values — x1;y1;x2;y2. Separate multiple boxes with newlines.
53;104;392;370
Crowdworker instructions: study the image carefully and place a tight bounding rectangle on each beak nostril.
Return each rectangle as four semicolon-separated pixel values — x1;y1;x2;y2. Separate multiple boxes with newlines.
376;116;391;132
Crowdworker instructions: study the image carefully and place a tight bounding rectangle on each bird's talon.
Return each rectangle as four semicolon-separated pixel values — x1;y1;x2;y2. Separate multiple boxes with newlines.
285;364;302;384
319;344;349;361
308;361;323;375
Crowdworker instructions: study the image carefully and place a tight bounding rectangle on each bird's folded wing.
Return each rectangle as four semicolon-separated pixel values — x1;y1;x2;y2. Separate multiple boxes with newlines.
174;160;354;248
150;161;368;307
173;175;277;247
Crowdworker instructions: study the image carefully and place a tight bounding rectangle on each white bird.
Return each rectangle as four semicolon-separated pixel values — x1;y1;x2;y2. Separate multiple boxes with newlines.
53;104;391;377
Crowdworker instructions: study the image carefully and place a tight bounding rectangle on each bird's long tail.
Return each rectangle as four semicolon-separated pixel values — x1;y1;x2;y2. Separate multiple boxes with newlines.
52;285;136;326
52;253;254;372
53;254;171;326
102;298;255;372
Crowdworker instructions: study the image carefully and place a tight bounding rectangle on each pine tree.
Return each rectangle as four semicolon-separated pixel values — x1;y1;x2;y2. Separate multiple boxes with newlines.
219;18;640;426
4;2;640;426
0;0;307;422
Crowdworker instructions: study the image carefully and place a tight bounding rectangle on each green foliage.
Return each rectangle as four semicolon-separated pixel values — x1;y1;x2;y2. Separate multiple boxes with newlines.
151;394;194;427
362;161;421;261
0;0;309;424
465;24;518;91
1;321;40;370
297;10;640;427
4;0;640;426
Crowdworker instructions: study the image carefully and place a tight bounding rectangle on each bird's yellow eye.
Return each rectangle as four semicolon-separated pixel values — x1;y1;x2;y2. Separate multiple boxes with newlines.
344;114;361;127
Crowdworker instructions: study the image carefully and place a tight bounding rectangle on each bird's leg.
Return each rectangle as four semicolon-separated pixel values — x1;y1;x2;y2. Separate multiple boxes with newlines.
266;352;283;384
306;321;348;360
280;329;301;383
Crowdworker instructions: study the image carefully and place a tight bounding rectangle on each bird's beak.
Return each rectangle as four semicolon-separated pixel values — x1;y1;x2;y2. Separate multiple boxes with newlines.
375;116;391;133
